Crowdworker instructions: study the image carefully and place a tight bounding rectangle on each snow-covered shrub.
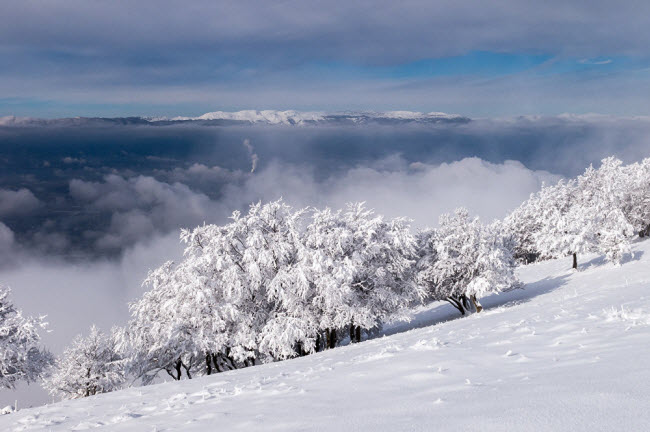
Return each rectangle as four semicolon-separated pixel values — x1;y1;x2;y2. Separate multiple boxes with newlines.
0;285;52;389
43;325;125;399
417;208;520;315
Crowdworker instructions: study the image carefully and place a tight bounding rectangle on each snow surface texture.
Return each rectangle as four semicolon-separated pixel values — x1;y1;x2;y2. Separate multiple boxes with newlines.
4;241;650;431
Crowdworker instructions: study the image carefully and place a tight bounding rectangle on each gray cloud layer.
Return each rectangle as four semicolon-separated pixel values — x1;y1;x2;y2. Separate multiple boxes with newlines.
4;1;650;62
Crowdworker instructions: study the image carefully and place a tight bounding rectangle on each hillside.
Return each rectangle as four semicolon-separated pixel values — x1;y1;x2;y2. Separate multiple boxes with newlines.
4;240;650;431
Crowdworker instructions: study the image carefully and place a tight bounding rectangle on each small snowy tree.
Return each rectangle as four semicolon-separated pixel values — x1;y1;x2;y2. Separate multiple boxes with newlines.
0;285;52;389
417;209;520;315
43;326;125;399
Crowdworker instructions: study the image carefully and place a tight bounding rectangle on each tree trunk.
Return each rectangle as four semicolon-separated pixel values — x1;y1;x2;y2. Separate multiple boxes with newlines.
205;353;212;375
175;359;182;380
470;295;483;313
316;332;322;352
329;329;337;349
212;354;223;373
447;296;466;315
355;326;361;343
640;223;650;238
461;294;471;311
572;252;578;270
349;323;355;343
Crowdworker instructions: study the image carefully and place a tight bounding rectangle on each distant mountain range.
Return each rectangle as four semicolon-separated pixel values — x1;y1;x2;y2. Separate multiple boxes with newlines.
1;110;470;127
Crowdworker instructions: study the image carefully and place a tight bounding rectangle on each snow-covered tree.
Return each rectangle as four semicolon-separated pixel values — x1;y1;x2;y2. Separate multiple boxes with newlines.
125;200;311;381
417;209;520;315
121;260;218;383
43;325;125;399
535;159;635;268
0;285;52;389
624;157;650;237
182;200;309;363
505;157;641;269
302;204;420;347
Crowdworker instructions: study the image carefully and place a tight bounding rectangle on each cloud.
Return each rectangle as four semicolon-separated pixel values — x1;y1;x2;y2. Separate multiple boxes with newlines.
62;156;87;164
3;1;650;63
2;114;650;259
3;1;650;116
69;174;223;252
217;157;560;227
153;163;247;189
0;222;15;257
0;188;41;217
579;58;613;65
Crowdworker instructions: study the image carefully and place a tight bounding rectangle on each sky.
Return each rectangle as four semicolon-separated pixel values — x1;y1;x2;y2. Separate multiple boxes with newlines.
3;0;650;117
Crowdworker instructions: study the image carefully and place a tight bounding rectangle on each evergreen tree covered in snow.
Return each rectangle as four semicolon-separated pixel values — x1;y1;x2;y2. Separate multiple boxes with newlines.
417;209;520;315
43;326;125;399
0;285;52;389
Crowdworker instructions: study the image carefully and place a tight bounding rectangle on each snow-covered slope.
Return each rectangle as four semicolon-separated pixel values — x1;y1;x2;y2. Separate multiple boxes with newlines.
5;241;650;431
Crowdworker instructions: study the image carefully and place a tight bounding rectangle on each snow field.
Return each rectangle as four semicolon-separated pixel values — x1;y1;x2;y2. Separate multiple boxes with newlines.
4;240;650;431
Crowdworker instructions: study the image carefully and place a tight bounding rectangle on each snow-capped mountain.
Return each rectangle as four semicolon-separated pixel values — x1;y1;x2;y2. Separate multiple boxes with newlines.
159;110;468;125
4;239;650;431
0;111;469;127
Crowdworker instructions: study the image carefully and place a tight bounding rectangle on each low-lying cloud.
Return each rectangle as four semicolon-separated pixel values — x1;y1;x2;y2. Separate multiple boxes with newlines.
0;188;41;217
217;157;559;228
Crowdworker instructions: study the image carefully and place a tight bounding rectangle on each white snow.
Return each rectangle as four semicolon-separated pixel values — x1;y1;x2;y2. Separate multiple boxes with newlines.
4;240;650;431
153;110;464;124
168;110;326;125
365;110;463;120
